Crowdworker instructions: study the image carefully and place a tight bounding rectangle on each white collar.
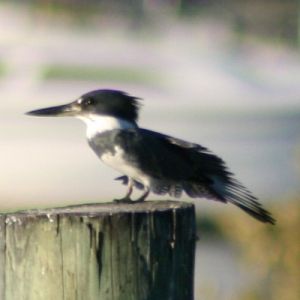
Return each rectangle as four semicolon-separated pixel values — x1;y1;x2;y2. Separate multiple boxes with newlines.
77;114;136;139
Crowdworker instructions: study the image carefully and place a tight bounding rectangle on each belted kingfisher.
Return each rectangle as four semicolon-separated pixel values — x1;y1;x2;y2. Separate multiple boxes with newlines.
27;89;275;224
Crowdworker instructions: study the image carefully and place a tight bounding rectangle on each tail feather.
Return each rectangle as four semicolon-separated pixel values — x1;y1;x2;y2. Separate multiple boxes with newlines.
210;177;276;224
231;200;275;224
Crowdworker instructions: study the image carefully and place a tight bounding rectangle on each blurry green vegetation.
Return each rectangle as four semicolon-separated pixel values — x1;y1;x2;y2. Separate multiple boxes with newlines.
196;214;225;240
42;65;157;84
9;0;145;23
7;0;300;46
0;62;5;77
11;0;99;17
215;198;300;300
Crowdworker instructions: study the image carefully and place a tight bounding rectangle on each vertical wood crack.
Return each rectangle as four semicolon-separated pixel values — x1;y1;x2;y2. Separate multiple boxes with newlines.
58;215;65;300
109;216;115;300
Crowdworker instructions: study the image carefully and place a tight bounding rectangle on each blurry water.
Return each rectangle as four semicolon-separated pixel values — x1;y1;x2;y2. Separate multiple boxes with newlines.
195;241;250;300
163;111;300;199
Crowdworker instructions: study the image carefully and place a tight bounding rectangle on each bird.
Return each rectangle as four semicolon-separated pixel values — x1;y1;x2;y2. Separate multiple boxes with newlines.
26;89;275;224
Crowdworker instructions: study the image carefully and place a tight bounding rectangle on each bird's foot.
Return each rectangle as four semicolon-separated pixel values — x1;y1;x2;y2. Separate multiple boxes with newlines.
113;197;134;204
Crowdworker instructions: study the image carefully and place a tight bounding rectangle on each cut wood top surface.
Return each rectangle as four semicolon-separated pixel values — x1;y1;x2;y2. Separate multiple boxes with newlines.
1;200;194;218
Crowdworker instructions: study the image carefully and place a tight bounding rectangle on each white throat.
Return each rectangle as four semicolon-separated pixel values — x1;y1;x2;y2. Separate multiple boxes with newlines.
77;114;136;139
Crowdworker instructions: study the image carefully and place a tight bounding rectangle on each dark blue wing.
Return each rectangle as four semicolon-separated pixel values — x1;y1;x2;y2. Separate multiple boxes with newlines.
114;128;275;224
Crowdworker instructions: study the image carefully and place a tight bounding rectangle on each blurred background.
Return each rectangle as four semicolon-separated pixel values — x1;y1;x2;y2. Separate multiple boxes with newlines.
0;0;299;299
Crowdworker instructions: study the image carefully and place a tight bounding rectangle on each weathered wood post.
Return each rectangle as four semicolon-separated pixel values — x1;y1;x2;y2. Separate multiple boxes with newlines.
0;201;196;300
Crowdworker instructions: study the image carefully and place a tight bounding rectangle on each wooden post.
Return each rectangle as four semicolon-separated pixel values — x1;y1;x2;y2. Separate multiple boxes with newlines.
0;201;196;300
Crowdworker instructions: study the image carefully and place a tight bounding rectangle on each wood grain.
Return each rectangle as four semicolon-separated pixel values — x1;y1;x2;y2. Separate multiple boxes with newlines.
0;201;196;300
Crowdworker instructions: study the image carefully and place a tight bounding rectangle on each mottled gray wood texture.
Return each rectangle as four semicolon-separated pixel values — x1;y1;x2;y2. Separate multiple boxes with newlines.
0;201;196;300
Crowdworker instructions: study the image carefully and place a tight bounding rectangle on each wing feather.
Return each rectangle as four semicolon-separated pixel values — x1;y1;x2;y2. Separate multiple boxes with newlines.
115;128;275;224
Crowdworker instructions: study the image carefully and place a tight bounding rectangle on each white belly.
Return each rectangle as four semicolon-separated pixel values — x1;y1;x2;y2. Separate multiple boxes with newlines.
101;146;150;187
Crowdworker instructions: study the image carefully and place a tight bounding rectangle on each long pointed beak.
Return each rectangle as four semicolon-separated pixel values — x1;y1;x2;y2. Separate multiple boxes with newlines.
26;102;79;117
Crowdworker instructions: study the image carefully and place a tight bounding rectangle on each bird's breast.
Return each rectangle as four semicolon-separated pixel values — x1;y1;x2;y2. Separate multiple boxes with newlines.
100;145;150;187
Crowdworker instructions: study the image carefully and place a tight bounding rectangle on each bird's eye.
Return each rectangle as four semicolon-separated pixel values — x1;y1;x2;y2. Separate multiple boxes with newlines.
83;97;94;106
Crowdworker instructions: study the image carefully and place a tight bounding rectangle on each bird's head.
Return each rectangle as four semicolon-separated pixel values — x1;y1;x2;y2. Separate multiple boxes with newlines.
26;89;141;124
